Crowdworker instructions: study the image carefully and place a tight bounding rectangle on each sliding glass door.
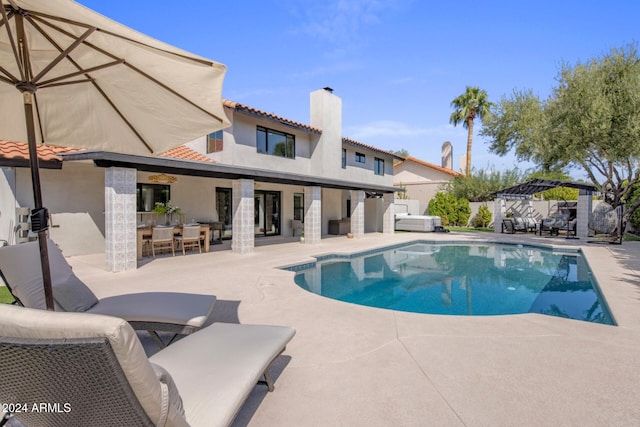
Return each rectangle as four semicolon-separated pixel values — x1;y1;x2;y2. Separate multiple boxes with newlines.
254;191;280;237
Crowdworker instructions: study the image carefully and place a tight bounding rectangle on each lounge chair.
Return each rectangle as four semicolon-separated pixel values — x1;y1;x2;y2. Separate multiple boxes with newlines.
0;239;216;348
0;303;295;427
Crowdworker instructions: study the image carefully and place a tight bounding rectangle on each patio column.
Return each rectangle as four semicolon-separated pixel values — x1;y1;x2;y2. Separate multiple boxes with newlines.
231;179;254;254
303;186;321;244
494;197;506;233
577;189;592;238
105;167;137;272
350;190;365;238
382;193;395;234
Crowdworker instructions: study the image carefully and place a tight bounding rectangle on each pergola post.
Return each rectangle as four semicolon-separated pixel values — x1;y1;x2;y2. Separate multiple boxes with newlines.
577;189;592;238
494;197;506;233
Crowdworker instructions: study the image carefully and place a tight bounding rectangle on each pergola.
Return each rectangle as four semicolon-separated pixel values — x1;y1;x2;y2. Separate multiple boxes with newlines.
492;179;598;238
493;178;598;200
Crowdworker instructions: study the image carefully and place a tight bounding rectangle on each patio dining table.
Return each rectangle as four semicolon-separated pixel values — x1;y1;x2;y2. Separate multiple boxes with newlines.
137;224;210;259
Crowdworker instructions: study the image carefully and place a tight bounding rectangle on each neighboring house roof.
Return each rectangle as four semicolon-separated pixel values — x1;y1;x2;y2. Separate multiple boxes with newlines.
342;137;406;161
394;156;460;177
0;140;80;169
160;145;212;163
223;99;322;134
0;140;212;166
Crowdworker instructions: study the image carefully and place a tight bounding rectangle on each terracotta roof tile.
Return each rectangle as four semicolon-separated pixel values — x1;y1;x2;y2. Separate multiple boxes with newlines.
0;140;80;162
160;145;212;163
224;99;322;134
395;156;461;177
342;137;405;160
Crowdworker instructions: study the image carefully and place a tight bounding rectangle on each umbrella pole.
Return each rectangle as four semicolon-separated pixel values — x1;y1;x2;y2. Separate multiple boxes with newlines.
23;91;55;311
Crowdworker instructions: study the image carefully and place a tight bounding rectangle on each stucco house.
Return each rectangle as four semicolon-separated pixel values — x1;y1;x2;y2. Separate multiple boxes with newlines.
0;88;403;271
393;151;460;215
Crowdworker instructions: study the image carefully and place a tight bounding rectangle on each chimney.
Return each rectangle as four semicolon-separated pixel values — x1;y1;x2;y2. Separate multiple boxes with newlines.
441;141;453;169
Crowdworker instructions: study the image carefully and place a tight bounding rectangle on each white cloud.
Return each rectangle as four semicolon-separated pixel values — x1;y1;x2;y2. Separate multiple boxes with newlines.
283;0;411;46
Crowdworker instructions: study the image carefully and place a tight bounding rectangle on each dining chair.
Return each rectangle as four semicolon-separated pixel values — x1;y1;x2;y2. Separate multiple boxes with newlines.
151;226;175;257
175;225;202;255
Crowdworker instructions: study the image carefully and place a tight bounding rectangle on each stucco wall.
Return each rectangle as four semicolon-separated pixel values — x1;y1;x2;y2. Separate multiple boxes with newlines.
394;161;455;214
0;168;17;245
321;188;344;235
8;162;106;255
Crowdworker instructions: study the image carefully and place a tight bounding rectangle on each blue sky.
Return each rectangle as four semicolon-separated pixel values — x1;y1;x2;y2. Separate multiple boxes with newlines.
77;0;640;178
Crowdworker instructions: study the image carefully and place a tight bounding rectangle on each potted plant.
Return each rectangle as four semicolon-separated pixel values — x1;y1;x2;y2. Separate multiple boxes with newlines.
153;202;183;225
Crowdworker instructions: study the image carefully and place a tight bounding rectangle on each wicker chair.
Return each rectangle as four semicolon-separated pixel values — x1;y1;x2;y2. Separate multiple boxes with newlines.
174;225;202;255
0;239;216;348
0;304;295;427
152;226;176;257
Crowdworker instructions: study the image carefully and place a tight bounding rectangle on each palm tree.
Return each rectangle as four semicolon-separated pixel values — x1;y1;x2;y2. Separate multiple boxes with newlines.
449;86;494;176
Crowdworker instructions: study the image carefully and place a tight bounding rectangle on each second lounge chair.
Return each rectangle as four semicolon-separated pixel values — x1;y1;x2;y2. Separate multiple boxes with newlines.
0;239;216;347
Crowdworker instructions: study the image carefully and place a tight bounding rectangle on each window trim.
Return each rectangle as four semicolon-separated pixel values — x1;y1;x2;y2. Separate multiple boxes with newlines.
374;157;385;176
257;125;296;159
293;193;304;222
137;183;170;212
206;130;223;153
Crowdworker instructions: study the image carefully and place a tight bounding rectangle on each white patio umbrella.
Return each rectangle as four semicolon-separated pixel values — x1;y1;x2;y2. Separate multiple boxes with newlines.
0;0;230;310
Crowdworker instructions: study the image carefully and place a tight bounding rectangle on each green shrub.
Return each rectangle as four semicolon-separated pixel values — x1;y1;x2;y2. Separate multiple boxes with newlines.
428;192;471;226
471;204;492;228
457;198;472;226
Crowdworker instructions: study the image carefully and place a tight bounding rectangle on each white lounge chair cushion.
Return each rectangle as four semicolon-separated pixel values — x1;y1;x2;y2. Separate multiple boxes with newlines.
150;322;296;427
0;304;188;427
151;363;185;417
0;240;98;311
0;240;215;330
87;292;216;327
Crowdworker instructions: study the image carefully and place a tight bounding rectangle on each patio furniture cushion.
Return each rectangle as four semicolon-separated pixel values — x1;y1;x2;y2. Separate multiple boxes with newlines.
0;239;216;347
88;292;214;327
0;303;186;427
0;304;295;427
151;363;185;417
149;322;296;427
0;239;99;311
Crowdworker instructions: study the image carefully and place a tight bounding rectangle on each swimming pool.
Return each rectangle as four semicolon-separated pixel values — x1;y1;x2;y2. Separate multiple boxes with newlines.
287;242;615;325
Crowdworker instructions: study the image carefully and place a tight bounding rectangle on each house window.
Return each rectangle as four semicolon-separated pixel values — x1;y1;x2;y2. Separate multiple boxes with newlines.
374;158;385;176
137;183;170;212
294;193;304;221
355;152;365;163
342;148;347;169
257;126;295;158
207;130;223;153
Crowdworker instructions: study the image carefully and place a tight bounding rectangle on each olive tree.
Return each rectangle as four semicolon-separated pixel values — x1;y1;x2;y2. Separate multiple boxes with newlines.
481;43;640;222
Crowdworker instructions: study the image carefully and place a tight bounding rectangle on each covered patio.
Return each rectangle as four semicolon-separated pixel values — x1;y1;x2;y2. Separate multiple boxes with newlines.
59;150;399;271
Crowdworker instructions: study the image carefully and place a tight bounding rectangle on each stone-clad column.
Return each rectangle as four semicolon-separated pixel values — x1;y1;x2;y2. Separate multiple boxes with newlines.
382;193;395;234
303;186;321;244
494;197;506;233
577;189;592;238
105;167;137;271
231;179;254;254
350;190;365;238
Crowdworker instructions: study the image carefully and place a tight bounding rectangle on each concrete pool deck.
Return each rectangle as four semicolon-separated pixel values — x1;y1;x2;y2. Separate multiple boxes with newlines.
66;231;640;426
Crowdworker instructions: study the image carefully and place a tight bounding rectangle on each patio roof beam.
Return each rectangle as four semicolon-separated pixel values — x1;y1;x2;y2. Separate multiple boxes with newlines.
59;150;400;193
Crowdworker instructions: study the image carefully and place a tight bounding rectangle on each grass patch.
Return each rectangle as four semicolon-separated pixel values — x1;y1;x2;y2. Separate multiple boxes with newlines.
623;232;640;242
0;286;16;304
448;227;494;233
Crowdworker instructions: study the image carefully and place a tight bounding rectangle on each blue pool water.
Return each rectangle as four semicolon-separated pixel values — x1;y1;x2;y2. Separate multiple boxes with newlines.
288;242;615;325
